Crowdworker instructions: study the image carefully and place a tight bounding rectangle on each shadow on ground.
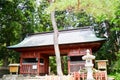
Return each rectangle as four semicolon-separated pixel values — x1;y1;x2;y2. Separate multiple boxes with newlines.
0;69;9;78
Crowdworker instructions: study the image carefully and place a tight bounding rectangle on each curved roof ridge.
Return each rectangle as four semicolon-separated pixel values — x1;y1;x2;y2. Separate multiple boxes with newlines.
28;26;92;36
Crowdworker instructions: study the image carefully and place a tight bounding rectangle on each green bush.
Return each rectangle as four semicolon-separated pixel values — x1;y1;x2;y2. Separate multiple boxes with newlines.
0;60;3;66
110;73;120;80
112;50;120;72
115;73;120;80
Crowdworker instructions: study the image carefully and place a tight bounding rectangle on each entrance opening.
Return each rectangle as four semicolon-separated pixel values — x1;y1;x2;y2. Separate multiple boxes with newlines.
69;56;85;73
49;56;68;75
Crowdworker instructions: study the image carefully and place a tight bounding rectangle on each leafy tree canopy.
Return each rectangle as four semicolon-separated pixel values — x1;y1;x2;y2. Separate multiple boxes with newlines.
45;0;120;19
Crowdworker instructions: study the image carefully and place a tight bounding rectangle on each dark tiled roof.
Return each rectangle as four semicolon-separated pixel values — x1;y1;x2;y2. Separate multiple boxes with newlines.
8;27;106;49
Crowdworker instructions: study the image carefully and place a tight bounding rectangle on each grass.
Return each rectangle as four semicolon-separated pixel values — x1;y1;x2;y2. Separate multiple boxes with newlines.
0;61;3;66
109;73;120;80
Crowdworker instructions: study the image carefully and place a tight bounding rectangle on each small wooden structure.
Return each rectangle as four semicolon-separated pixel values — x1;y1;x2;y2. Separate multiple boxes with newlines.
8;27;106;75
96;60;108;80
96;60;108;70
9;64;20;74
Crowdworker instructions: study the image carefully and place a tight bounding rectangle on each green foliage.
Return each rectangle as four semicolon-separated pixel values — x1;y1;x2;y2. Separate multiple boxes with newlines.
94;7;120;73
0;0;22;66
109;73;120;80
35;0;52;32
110;5;120;32
0;61;3;66
46;0;78;12
49;56;68;74
46;0;120;19
81;0;119;18
0;0;37;66
94;21;119;72
49;56;57;74
114;73;120;80
112;51;120;72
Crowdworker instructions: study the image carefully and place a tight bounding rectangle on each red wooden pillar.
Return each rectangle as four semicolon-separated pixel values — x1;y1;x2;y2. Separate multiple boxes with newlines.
45;56;49;74
20;57;22;74
47;56;49;74
67;56;70;74
47;56;50;74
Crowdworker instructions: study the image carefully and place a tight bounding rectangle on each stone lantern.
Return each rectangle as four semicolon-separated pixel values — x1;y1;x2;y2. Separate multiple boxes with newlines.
82;49;95;80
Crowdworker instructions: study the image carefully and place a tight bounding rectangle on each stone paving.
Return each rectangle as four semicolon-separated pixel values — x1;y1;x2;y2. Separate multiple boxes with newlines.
1;75;73;80
1;75;25;80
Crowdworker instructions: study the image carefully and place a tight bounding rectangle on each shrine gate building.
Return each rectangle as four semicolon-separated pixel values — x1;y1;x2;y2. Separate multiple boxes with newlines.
8;27;106;75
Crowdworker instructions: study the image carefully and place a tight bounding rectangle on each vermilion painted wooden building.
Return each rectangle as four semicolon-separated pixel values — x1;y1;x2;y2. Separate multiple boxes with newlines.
8;27;106;75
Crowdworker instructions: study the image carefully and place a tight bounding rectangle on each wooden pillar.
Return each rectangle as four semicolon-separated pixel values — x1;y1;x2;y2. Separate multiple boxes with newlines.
67;56;70;74
45;56;49;74
20;54;23;74
47;56;49;74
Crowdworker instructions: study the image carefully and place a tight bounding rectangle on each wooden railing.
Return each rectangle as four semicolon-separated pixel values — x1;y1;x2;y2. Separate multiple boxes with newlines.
20;63;38;74
20;63;107;80
20;63;47;75
73;71;107;80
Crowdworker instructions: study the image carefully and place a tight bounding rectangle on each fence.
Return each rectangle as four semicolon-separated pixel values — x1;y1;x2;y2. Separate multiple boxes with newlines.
2;71;107;80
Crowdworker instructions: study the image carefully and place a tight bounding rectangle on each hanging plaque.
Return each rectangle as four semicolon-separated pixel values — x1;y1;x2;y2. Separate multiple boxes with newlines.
32;65;37;69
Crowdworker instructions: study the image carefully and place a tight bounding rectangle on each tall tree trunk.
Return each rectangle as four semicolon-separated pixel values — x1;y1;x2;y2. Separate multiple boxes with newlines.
50;10;63;76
